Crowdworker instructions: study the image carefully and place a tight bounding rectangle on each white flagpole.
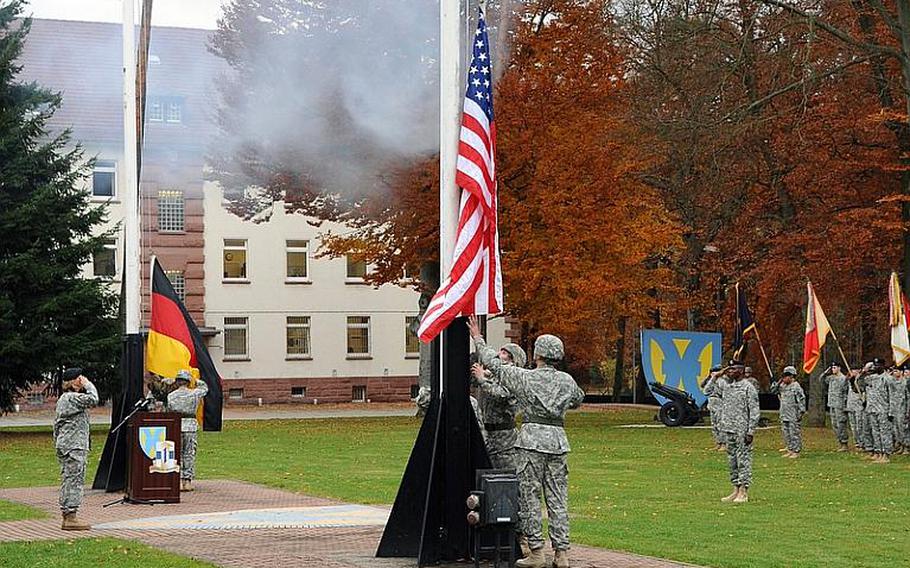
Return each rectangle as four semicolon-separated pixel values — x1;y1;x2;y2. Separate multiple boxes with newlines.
439;0;463;395
122;0;141;335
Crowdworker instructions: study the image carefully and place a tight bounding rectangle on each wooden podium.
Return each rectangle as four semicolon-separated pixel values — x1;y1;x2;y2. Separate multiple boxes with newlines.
126;411;181;503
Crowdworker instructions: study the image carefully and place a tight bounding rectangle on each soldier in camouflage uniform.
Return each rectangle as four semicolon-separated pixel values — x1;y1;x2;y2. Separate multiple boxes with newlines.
823;364;850;451
845;370;865;450
469;317;584;568
701;366;727;451
53;368;98;530
863;359;893;463
167;370;208;491
773;367;805;458
717;364;760;503
471;343;526;470
887;367;908;454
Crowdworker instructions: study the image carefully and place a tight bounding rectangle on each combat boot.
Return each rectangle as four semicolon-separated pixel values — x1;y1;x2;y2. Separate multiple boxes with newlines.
183;480;194;492
519;535;531;558
778;448;789;453
552;549;570;568
733;488;749;503
721;486;740;503
515;548;547;568
878;454;891;464
786;451;799;459
837;443;849;452
61;512;90;531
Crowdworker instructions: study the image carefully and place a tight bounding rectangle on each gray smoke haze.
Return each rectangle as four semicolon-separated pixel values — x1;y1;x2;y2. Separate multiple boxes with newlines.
208;0;518;212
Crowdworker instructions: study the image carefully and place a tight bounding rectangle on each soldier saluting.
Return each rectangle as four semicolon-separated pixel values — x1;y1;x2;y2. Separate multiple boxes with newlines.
468;316;584;568
54;367;99;530
167;370;208;491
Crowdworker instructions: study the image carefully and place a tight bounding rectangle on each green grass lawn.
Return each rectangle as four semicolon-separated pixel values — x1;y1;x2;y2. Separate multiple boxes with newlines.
2;409;909;567
0;537;217;568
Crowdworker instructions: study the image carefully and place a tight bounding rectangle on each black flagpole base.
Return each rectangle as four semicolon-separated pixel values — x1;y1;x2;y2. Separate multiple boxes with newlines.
377;319;490;565
92;332;144;492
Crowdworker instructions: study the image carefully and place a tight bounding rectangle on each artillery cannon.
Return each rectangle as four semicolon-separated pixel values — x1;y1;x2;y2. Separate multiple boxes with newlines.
649;381;704;427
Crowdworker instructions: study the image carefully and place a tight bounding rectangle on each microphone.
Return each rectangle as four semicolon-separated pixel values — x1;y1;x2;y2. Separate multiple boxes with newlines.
133;393;155;409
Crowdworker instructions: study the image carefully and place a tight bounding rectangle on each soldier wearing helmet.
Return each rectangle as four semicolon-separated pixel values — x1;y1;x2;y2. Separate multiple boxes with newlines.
468;317;584;568
471;342;526;471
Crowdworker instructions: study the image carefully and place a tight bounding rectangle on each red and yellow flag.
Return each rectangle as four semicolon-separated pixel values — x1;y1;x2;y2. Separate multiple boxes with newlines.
147;257;223;431
889;272;910;366
803;281;832;374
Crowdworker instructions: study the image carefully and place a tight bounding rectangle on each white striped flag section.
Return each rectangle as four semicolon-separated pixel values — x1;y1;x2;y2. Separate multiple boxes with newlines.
802;281;832;374
418;6;503;342
889;272;910;366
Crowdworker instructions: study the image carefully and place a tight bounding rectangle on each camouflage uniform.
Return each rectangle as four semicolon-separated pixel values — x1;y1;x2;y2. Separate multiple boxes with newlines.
778;381;806;453
475;335;584;553
845;381;864;448
53;379;98;515
825;372;849;445
474;344;525;471
167;379;208;481
718;379;760;488
864;373;893;455
702;374;728;445
886;374;908;450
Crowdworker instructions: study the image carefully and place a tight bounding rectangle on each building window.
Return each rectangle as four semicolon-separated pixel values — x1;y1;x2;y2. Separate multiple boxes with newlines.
228;388;243;400
410;384;420;399
405;316;420;357
346;254;367;281
92;160;116;197
286;316;311;358
166;100;183;123
346;316;370;357
223;316;249;359
157;190;185;233
223;239;247;280
291;386;307;398
165;270;185;302
93;238;117;278
352;385;367;402
148;99;163;122
27;392;46;406
286;240;309;280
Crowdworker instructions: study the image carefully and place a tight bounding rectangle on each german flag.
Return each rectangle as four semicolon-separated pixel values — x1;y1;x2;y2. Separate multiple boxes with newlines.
147;257;223;431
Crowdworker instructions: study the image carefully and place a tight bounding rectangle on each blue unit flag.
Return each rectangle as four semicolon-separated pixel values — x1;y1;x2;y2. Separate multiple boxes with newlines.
641;329;722;406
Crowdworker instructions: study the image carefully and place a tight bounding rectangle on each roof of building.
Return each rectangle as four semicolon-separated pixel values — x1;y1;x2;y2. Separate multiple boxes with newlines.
16;18;222;151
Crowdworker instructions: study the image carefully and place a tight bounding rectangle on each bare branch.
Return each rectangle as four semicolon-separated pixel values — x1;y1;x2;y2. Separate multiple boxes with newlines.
865;0;902;40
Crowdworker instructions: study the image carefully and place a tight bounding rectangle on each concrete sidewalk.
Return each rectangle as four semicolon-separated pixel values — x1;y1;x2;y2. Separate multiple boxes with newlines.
0;480;698;568
0;403;418;428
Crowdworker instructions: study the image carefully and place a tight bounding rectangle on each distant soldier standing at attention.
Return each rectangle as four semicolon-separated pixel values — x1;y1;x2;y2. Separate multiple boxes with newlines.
773;366;806;458
743;366;760;393
823;363;850;451
701;365;727;451
54;368;98;530
886;366;907;455
863;359;893;463
845;369;865;450
718;364;760;504
167;370;208;491
469;316;584;568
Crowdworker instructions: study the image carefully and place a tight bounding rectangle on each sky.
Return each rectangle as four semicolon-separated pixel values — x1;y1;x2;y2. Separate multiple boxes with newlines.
24;0;228;29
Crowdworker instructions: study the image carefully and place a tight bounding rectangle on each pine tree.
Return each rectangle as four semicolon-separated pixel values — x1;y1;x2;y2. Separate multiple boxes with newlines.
0;1;119;412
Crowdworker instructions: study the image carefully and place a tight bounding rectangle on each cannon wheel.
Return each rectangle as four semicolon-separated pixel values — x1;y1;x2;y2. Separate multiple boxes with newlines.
682;408;701;426
658;401;686;427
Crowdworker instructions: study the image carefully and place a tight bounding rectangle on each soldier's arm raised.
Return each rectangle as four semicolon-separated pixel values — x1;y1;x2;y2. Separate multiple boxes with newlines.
57;380;99;418
569;382;585;409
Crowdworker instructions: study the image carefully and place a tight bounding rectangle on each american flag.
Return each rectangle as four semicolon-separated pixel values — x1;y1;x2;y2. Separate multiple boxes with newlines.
418;7;503;342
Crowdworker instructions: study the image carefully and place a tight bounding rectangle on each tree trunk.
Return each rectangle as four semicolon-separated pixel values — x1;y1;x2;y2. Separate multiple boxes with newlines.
806;370;826;427
612;316;628;402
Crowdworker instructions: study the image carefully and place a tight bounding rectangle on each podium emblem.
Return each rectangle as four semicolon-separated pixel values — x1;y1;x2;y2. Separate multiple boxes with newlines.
139;426;166;460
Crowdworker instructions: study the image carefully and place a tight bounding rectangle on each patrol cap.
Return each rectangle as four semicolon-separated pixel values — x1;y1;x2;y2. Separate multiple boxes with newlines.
500;343;527;367
62;368;83;382
175;369;193;383
782;366;798;376
533;334;565;361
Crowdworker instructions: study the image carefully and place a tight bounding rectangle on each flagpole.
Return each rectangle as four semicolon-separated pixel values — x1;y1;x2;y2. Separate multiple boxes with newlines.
752;325;775;379
829;329;853;374
123;0;140;335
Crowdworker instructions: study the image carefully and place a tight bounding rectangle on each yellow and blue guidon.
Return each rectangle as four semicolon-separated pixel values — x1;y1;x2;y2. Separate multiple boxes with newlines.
139;426;166;460
641;330;721;406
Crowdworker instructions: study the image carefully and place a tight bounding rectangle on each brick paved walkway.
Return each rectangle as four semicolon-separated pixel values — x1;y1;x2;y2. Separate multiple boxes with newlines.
0;481;696;568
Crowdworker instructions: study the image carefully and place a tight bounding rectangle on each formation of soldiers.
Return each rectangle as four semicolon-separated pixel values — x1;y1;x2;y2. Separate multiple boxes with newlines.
700;356;910;505
468;316;585;568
